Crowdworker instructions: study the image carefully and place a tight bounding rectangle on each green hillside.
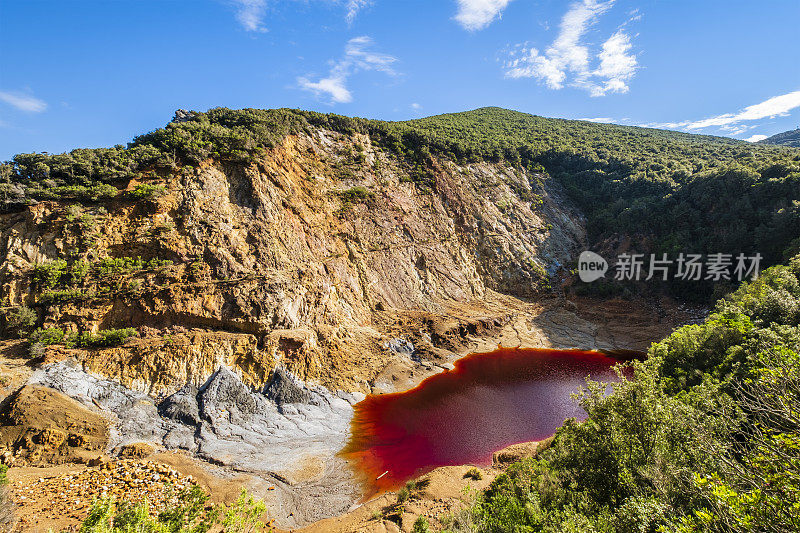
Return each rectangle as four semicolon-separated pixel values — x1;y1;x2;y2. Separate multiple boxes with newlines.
3;107;800;282
760;127;800;147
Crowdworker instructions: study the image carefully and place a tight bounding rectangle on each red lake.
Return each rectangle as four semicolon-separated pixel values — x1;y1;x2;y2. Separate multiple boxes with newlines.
341;347;638;492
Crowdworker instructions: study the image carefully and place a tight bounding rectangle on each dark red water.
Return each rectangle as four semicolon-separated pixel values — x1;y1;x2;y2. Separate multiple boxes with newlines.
341;347;637;492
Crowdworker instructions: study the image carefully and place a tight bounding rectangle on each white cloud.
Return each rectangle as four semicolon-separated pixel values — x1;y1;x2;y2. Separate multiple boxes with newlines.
454;0;514;31
229;0;370;32
0;91;47;112
298;36;397;104
299;76;353;103
635;90;800;136
579;117;614;123
231;0;267;32
344;0;372;24
684;90;800;130
411;103;422;110
746;134;768;143
504;0;638;96
588;30;637;96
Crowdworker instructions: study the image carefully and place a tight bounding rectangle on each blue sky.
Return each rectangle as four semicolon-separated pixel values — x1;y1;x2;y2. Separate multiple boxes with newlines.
0;0;799;160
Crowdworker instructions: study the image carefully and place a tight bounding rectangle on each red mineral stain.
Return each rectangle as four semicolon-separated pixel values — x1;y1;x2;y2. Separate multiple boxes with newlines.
341;346;639;493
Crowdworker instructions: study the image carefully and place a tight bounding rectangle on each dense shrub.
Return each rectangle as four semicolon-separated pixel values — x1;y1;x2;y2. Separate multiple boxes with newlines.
337;186;375;203
32;260;68;289
28;327;137;349
29;327;67;346
3;305;37;336
39;288;95;305
128;183;166;200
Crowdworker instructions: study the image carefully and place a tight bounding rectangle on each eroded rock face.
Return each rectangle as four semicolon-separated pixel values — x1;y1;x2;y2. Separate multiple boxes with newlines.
29;360;359;527
0;128;586;394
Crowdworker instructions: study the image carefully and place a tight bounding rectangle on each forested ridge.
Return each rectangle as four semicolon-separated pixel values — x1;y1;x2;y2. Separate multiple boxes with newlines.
760;127;800;148
4;107;799;276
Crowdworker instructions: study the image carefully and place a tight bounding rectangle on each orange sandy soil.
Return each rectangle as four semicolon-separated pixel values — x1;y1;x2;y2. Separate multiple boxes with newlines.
6;451;258;533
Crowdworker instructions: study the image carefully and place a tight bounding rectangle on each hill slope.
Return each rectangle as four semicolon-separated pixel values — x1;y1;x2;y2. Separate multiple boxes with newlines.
4;106;799;269
759;127;800;147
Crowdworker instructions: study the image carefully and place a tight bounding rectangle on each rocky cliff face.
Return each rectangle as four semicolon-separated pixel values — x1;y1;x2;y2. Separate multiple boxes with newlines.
0;126;586;394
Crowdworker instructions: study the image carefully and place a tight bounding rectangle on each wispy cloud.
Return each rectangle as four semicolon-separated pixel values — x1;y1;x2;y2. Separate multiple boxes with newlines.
231;0;268;32
454;0;514;31
583;91;800;140
298;36;397;104
638;90;800;134
344;0;372;24
579;117;614;123
684;91;800;130
504;0;639;97
229;0;371;32
0;91;48;113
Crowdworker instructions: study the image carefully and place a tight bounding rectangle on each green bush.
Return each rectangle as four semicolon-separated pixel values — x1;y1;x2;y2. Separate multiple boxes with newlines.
39;288;95;305
337;186;375;203
33;260;68;289
29;327;67;346
97;256;172;276
77;486;270;533
128;183;166;200
412;516;430;533
73;328;138;348
463;467;482;481
4;305;37;336
28;327;137;349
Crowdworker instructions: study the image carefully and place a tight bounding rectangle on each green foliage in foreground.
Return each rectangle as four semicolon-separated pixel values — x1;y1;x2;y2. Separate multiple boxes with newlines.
76;486;271;533
445;257;800;532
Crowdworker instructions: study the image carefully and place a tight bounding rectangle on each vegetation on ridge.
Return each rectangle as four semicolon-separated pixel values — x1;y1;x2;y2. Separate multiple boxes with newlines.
760;127;800;148
4;107;799;272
